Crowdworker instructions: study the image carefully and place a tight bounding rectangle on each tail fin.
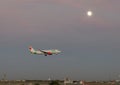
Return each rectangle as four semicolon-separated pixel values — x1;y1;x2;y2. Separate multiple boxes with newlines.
29;46;35;53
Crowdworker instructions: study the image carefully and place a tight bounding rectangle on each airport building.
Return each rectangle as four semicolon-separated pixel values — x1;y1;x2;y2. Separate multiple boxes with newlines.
0;79;119;85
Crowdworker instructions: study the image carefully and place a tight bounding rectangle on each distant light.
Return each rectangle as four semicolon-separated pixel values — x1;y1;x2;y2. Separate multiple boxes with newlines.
87;11;93;17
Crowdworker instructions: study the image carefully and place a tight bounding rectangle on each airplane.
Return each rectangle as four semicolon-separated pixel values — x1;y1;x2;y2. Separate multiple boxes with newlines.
29;46;61;56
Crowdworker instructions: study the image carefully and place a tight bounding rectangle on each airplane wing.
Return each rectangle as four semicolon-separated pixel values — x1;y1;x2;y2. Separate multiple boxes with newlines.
39;49;52;56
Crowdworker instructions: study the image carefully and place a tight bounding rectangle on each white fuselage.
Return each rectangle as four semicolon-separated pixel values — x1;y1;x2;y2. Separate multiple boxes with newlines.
29;46;61;56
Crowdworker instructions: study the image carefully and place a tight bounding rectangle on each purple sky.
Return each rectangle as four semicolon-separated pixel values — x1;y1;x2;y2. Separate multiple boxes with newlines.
0;0;120;81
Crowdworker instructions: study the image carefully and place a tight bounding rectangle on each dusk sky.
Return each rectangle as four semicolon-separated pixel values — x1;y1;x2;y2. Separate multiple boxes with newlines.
0;0;120;81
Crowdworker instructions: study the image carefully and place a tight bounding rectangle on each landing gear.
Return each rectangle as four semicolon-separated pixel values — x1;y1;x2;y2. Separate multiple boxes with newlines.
44;54;47;56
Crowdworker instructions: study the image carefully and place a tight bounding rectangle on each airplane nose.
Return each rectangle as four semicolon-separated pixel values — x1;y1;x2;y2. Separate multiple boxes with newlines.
55;50;61;53
58;50;61;53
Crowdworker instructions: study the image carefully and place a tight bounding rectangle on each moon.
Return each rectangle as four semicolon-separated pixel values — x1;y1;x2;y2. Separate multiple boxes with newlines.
87;11;93;17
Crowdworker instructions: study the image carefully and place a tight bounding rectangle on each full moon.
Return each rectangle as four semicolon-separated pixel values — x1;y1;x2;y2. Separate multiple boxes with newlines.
87;11;93;17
